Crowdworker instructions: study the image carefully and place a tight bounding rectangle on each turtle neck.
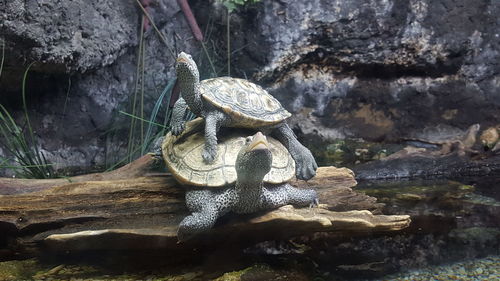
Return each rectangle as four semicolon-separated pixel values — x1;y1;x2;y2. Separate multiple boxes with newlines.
178;77;202;116
233;179;265;214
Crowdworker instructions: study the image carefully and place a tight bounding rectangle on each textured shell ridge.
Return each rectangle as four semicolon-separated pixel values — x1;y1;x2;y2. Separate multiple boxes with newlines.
200;77;291;127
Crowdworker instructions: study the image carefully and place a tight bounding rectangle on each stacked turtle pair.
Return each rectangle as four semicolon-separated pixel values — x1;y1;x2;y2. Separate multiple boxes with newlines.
162;52;318;241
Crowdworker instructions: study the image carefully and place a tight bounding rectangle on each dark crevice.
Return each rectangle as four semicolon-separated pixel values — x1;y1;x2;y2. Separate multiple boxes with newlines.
296;48;464;80
0;221;18;245
0;66;68;109
259;44;466;84
18;216;108;236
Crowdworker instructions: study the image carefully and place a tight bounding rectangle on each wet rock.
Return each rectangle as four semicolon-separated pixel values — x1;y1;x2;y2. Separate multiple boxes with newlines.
300;138;405;167
353;153;500;180
480;126;500;149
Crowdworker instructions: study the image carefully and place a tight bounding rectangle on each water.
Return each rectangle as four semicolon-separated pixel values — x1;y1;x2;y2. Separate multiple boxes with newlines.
0;177;499;280
351;177;500;280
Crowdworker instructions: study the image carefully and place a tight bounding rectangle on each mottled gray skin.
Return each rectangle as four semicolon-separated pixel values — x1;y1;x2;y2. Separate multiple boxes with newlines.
177;132;318;242
173;52;317;181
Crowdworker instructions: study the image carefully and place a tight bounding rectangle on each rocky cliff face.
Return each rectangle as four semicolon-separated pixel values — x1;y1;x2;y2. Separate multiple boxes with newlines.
0;0;196;173
228;0;499;142
0;0;498;175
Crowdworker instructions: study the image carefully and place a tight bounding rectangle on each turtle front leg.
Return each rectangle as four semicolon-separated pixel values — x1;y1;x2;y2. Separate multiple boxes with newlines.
261;183;318;209
178;188;235;241
178;208;218;242
202;111;229;163
171;97;188;136
272;123;318;180
178;189;218;242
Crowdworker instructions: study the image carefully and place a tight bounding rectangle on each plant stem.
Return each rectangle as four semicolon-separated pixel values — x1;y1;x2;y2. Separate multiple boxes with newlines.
0;62;54;178
22;62;36;140
201;42;217;77
176;0;204;41
119;110;168;129
128;17;145;162
62;76;71;116
22;62;48;177
227;9;231;76
140;34;146;150
0;39;4;79
134;0;176;59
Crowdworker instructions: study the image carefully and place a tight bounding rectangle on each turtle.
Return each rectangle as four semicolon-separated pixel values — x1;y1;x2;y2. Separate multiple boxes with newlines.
162;118;318;241
172;52;317;181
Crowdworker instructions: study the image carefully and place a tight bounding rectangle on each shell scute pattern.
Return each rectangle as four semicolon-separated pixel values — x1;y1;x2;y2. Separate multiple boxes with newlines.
204;169;224;186
200;77;291;127
162;118;295;187
263;139;295;183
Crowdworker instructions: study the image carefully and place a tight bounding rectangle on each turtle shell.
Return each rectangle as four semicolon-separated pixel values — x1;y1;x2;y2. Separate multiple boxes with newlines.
162;118;295;187
200;77;291;128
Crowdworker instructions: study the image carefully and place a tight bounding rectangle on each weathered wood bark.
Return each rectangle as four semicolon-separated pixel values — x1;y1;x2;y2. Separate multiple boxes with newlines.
0;154;160;195
0;155;410;261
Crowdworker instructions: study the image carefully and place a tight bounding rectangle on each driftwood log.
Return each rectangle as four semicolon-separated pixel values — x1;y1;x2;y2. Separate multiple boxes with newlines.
0;155;410;261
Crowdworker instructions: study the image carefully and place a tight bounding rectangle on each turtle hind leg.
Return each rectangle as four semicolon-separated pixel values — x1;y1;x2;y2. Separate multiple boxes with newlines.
271;123;318;180
262;183;318;209
284;184;319;207
149;136;165;159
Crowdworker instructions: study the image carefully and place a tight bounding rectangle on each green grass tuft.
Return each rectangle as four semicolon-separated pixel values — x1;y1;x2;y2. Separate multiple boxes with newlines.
0;60;54;178
141;79;177;155
0;102;54;178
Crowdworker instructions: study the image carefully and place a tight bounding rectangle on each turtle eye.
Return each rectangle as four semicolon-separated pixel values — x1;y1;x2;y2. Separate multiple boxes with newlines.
245;136;252;144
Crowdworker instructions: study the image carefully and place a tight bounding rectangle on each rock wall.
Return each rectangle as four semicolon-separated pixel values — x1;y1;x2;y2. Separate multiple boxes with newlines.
226;0;500;143
0;0;499;174
0;0;198;174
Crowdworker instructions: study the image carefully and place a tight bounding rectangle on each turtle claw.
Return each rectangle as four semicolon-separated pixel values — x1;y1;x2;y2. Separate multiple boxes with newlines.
171;122;186;136
177;225;195;243
150;136;165;159
295;149;318;181
178;203;218;242
202;145;217;163
309;198;319;208
177;215;203;242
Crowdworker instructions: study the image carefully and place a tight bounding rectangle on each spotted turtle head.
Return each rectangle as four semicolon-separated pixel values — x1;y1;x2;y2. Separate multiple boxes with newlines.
176;52;199;85
236;132;273;183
